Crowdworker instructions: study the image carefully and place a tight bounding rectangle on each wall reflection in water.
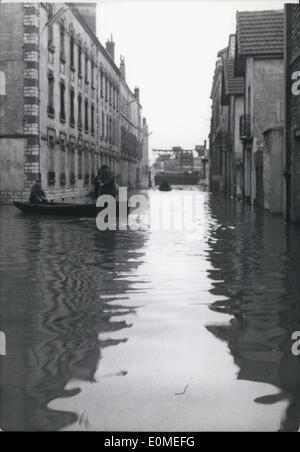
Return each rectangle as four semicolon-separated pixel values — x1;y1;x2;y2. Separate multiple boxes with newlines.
0;209;147;431
206;197;300;432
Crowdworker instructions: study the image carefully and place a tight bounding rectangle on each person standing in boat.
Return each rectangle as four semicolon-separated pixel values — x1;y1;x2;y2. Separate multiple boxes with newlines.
93;168;102;198
29;176;49;204
98;165;118;198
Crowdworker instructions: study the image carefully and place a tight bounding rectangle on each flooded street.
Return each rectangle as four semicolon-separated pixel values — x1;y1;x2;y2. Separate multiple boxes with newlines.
1;188;300;431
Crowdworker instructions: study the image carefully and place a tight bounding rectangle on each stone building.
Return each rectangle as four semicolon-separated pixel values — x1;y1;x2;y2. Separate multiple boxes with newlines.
0;2;148;203
220;35;245;199
209;10;286;215
285;3;300;222
235;10;284;209
209;48;229;193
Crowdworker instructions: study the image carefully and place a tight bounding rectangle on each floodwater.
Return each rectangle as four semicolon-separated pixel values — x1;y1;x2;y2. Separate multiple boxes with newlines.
0;189;300;431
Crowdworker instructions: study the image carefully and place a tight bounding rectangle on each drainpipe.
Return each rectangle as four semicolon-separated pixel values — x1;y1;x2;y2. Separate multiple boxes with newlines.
284;4;291;222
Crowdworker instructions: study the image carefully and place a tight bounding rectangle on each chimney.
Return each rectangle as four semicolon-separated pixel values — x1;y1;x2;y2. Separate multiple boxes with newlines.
75;3;97;36
134;87;140;102
204;140;207;149
120;56;126;80
106;35;115;61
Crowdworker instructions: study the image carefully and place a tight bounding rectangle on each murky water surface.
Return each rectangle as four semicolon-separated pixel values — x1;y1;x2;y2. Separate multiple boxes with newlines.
1;189;300;431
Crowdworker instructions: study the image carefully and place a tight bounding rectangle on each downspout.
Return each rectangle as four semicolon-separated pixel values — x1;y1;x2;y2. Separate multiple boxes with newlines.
284;4;291;222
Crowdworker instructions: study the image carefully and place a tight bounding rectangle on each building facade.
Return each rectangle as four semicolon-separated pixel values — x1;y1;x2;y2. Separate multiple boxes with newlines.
235;10;284;209
209;10;286;217
209;49;229;194
220;35;245;199
0;2;148;203
285;3;300;222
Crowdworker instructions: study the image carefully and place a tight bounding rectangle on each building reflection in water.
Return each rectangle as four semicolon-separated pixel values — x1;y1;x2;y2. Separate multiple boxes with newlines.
0;209;147;431
206;196;300;432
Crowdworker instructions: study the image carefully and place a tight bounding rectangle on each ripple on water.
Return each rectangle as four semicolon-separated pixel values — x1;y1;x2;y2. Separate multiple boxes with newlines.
0;193;300;431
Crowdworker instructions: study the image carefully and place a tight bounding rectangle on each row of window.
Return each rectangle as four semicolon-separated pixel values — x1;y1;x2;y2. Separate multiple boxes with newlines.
47;129;96;183
48;73;118;144
48;20;119;110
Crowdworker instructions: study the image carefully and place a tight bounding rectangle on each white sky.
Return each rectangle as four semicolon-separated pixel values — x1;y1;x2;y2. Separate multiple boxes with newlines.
95;1;295;154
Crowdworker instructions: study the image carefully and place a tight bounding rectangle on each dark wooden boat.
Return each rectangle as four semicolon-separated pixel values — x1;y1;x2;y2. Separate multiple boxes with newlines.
13;201;128;218
159;183;172;192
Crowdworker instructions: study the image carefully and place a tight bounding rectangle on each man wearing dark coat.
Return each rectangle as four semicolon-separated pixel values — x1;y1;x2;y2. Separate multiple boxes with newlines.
29;177;48;204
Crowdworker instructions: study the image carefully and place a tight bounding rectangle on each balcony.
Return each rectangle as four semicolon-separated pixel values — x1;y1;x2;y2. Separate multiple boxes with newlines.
240;114;251;141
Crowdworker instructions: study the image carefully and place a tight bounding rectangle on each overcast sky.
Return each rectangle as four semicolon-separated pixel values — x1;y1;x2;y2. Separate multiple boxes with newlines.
97;0;296;155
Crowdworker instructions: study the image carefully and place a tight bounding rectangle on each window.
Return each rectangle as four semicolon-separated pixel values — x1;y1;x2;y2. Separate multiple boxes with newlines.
109;117;112;144
47;129;55;173
91;61;95;89
106;113;109;141
100;71;103;98
113;87;116;109
102;111;105;138
84;144;90;184
60;133;66;185
112;119;115;145
105;76;108;102
69;137;76;184
78;94;82;129
60;80;66;122
78;141;83;179
85;54;88;84
47;70;54;117
70;33;75;69
47;6;54;50
70;88;75;127
91;104;95;135
48;24;54;49
60;23;65;62
78;41;82;77
84;99;89;132
109;82;112;106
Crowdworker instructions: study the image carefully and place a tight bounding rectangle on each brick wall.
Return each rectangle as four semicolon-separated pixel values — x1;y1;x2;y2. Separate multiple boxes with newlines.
23;3;40;188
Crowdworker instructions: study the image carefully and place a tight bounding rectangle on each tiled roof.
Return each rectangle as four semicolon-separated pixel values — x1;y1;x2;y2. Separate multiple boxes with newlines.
223;59;245;95
236;10;284;56
217;47;228;58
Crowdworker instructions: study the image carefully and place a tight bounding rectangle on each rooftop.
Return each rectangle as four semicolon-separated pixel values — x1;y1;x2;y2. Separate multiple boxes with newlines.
236;10;284;57
223;59;244;96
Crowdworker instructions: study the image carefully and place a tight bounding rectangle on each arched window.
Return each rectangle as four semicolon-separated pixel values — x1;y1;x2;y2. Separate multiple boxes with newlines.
0;71;6;96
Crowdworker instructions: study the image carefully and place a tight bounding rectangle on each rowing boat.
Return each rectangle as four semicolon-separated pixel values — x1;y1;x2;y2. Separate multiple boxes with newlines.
13;201;127;218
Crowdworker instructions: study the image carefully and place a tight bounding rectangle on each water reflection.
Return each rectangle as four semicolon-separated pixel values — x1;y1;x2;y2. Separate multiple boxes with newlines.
206;196;300;431
1;190;300;431
0;208;147;431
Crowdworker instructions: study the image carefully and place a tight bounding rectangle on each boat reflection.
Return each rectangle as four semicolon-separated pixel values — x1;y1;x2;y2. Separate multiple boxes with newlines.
0;211;147;431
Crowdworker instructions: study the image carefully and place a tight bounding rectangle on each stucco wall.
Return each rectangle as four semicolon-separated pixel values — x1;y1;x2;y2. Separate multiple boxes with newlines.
244;57;284;204
0;138;27;203
0;3;24;134
263;127;284;214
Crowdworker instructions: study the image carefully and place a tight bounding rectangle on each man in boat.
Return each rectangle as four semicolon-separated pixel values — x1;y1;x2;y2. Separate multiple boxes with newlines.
98;165;118;197
93;168;102;198
29;177;49;204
